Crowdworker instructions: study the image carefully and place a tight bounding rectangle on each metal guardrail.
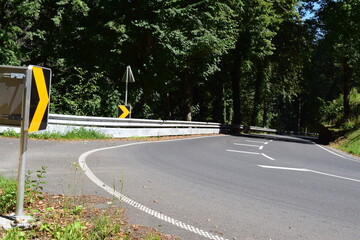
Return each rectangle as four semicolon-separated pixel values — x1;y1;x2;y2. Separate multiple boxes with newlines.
48;114;222;128
47;114;226;138
0;113;278;138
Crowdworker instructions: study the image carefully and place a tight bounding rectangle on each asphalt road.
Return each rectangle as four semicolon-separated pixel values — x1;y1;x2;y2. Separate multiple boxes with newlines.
1;134;360;240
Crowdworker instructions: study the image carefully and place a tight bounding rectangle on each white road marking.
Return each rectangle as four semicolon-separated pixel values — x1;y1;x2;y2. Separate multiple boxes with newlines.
78;136;229;240
246;140;269;145
258;165;360;183
258;165;309;171
261;154;275;161
226;149;260;155
227;150;276;161
314;143;359;162
259;146;264;150
234;143;260;148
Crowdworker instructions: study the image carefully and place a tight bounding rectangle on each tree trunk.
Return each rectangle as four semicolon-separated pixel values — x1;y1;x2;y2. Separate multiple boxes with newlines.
212;70;225;123
251;61;265;126
183;72;193;121
231;41;242;125
342;59;351;120
262;101;268;127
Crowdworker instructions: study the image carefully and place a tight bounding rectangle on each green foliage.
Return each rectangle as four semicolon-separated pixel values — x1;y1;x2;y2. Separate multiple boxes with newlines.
89;214;122;240
0;167;46;214
25;167;47;204
143;233;162;240
60;127;109;140
0;127;110;140
56;221;86;240
0;0;357;133
2;227;26;240
321;88;360;129
337;128;360;156
1;129;20;138
0;176;17;213
39;221;86;240
0;0;41;64
51;67;121;117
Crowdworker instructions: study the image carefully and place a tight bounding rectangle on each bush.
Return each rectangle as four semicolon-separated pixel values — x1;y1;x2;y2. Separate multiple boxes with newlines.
321;88;360;130
51;67;122;118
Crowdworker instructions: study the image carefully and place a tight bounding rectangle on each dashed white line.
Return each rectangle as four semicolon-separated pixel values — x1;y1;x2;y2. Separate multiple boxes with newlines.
78;137;229;240
259;146;264;150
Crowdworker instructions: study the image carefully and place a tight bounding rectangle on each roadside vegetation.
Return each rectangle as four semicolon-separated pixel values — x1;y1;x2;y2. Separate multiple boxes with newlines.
320;88;360;156
0;127;111;140
332;129;360;157
0;170;175;240
1;1;359;135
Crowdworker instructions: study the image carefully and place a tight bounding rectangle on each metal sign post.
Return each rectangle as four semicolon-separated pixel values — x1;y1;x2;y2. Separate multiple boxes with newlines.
15;66;32;221
0;65;51;226
121;65;135;106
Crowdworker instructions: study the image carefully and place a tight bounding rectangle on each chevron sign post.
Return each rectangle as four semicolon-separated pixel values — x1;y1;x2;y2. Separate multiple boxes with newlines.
0;65;52;226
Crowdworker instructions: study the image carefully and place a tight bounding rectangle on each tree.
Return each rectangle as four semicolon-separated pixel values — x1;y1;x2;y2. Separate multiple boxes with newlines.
0;0;41;65
226;0;302;127
121;0;238;120
317;0;360;120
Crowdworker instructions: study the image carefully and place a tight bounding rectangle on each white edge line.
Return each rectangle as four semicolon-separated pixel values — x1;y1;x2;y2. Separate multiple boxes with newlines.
314;142;358;162
78;136;229;240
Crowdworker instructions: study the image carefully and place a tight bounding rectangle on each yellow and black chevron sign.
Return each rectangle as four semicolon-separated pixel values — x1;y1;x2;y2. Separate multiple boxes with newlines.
118;105;131;118
28;66;52;133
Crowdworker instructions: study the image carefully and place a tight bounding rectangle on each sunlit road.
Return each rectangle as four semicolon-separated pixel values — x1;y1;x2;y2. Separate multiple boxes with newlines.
1;135;360;239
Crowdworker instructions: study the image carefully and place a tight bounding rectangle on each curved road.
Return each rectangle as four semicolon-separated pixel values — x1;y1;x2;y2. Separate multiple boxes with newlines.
1;134;360;239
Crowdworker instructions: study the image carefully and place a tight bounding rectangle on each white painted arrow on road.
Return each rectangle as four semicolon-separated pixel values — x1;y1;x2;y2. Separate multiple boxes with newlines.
258;165;360;183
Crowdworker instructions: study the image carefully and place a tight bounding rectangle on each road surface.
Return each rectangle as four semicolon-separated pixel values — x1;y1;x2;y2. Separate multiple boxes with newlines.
1;134;359;239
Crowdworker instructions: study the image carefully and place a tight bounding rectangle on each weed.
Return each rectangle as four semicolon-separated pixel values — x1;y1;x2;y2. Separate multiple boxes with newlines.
0;127;110;140
0;167;46;214
336;128;360;156
89;213;122;240
71;205;83;215
2;227;26;240
144;233;163;240
0;176;17;213
25;167;47;203
1;128;20;138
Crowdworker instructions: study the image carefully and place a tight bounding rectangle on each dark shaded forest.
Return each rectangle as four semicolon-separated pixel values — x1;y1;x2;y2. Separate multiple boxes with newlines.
1;0;359;133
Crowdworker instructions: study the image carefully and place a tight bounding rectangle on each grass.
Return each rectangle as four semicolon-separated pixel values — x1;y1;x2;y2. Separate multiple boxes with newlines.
0;176;17;213
0;171;175;240
0;127;110;140
333;128;360;157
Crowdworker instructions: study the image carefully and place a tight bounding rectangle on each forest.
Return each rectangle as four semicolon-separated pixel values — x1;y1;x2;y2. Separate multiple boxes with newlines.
1;0;359;134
